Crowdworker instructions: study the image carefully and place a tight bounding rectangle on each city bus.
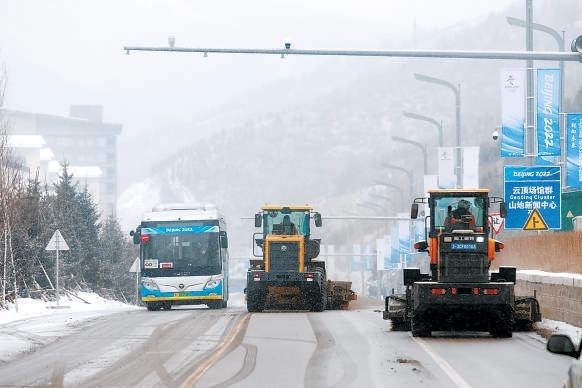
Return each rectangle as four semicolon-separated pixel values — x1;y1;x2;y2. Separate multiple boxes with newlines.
130;204;229;311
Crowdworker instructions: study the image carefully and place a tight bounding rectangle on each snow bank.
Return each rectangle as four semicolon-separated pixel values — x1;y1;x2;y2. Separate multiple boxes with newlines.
537;318;582;345
0;292;137;362
517;269;582;288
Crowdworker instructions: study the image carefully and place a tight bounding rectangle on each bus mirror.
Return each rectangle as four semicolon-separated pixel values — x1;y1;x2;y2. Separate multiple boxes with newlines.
411;203;419;219
255;213;262;228
131;230;140;245
314;213;322;227
220;231;228;249
500;202;507;218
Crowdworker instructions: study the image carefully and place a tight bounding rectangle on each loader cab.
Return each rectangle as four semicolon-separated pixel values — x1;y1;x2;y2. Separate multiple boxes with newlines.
411;189;506;283
430;191;488;236
255;205;322;238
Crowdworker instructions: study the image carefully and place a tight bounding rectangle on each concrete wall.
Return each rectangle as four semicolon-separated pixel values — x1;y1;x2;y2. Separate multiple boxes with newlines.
516;271;582;327
494;232;582;273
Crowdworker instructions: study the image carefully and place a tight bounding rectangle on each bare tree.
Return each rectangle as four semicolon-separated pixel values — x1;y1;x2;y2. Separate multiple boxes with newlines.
0;61;23;309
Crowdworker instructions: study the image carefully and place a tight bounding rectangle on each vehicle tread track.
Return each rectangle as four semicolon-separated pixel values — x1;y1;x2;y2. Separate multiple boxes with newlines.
207;343;258;388
176;312;252;387
304;313;358;388
85;311;216;387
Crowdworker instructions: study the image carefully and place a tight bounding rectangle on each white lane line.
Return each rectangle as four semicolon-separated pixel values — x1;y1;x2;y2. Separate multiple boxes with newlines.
411;336;472;388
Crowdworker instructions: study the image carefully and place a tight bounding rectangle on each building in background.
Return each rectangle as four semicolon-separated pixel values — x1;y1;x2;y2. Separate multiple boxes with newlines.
4;105;122;217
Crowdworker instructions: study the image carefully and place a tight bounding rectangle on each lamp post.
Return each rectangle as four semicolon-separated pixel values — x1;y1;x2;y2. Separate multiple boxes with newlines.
414;73;461;186
382;163;415;198
403;111;444;147
392;135;428;175
368;192;394;211
374;181;405;208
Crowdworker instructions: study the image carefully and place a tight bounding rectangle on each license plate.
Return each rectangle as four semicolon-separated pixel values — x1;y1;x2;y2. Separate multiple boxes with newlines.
174;292;189;297
451;243;477;250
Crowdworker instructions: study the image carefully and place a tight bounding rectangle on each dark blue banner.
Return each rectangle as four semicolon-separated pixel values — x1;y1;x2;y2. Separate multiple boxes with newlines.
536;69;561;156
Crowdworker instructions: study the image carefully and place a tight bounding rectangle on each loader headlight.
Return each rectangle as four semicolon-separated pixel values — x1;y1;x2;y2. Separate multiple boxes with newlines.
142;278;159;291
476;236;485;243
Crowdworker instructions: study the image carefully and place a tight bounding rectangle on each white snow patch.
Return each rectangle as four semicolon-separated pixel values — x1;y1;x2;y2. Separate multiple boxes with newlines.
537;319;582;345
0;292;137;362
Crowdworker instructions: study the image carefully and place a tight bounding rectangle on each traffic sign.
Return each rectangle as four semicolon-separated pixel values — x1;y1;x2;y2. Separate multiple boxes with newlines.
45;230;69;251
523;208;549;231
504;166;562;229
504;166;562;230
489;212;505;234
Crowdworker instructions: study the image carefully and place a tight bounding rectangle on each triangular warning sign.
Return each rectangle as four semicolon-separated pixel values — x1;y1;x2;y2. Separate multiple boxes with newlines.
45;229;70;251
523;209;549;231
566;210;574;218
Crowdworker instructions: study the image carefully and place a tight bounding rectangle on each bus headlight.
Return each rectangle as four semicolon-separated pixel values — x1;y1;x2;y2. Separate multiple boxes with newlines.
142;278;159;291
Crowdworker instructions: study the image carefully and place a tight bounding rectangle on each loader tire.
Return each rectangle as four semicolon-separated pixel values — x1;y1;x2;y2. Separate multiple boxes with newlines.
490;320;513;338
490;311;514;338
310;284;327;312
247;291;265;313
411;314;431;337
146;302;161;311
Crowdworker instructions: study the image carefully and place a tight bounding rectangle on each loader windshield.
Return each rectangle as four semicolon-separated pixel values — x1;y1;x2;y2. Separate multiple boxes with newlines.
433;196;485;232
264;210;309;236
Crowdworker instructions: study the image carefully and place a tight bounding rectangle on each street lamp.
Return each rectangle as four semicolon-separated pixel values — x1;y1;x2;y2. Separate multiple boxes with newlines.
368;192;394;210
414;73;461;186
382;162;415;198
392;135;428;175
403;111;444;147
374;181;405;208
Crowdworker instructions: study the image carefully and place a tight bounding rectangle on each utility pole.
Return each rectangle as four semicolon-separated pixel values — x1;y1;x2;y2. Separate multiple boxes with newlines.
526;0;535;165
506;14;566;183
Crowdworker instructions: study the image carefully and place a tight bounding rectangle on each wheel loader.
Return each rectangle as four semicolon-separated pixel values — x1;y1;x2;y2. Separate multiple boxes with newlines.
245;205;356;312
383;189;541;337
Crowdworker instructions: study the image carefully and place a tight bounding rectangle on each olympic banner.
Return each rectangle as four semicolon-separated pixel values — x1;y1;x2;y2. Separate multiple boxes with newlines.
500;69;526;157
536;68;561;157
567;113;582;189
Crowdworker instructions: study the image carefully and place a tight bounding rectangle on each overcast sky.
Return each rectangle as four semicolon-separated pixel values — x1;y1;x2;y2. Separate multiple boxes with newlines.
0;0;515;186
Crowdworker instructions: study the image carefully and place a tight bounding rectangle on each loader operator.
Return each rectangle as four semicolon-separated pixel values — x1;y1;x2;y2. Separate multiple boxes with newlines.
273;215;298;235
445;199;476;231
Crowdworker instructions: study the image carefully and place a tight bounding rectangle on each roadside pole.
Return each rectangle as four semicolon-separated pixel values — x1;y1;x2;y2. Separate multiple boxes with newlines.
45;230;69;308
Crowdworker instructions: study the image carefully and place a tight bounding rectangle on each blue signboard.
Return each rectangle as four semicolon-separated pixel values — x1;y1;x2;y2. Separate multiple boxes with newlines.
536;69;561;157
567;113;582;189
141;225;218;234
504;166;561;229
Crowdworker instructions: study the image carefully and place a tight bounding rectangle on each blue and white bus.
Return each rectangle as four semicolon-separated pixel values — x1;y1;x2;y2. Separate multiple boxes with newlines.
130;204;229;311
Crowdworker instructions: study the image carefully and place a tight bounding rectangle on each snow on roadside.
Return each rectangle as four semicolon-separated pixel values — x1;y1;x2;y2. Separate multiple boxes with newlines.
536;318;582;345
517;270;582;288
0;292;137;362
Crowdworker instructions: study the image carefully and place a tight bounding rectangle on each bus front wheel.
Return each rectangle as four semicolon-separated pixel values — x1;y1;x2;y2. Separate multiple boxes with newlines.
146;302;161;311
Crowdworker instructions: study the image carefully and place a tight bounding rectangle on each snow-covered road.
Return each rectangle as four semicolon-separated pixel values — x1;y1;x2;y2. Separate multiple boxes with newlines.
0;294;577;387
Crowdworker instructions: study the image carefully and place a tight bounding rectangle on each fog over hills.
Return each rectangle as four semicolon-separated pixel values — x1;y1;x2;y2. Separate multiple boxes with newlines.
119;0;582;256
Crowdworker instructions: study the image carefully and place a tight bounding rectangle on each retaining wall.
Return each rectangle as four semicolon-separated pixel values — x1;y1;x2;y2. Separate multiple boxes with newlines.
516;270;582;327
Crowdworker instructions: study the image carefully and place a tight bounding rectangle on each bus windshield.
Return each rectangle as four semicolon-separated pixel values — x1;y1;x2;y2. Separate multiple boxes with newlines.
264;210;309;235
433;196;485;232
141;224;221;276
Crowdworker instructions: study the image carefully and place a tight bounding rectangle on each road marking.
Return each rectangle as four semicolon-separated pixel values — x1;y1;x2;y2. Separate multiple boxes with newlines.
411;336;472;388
179;313;250;388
